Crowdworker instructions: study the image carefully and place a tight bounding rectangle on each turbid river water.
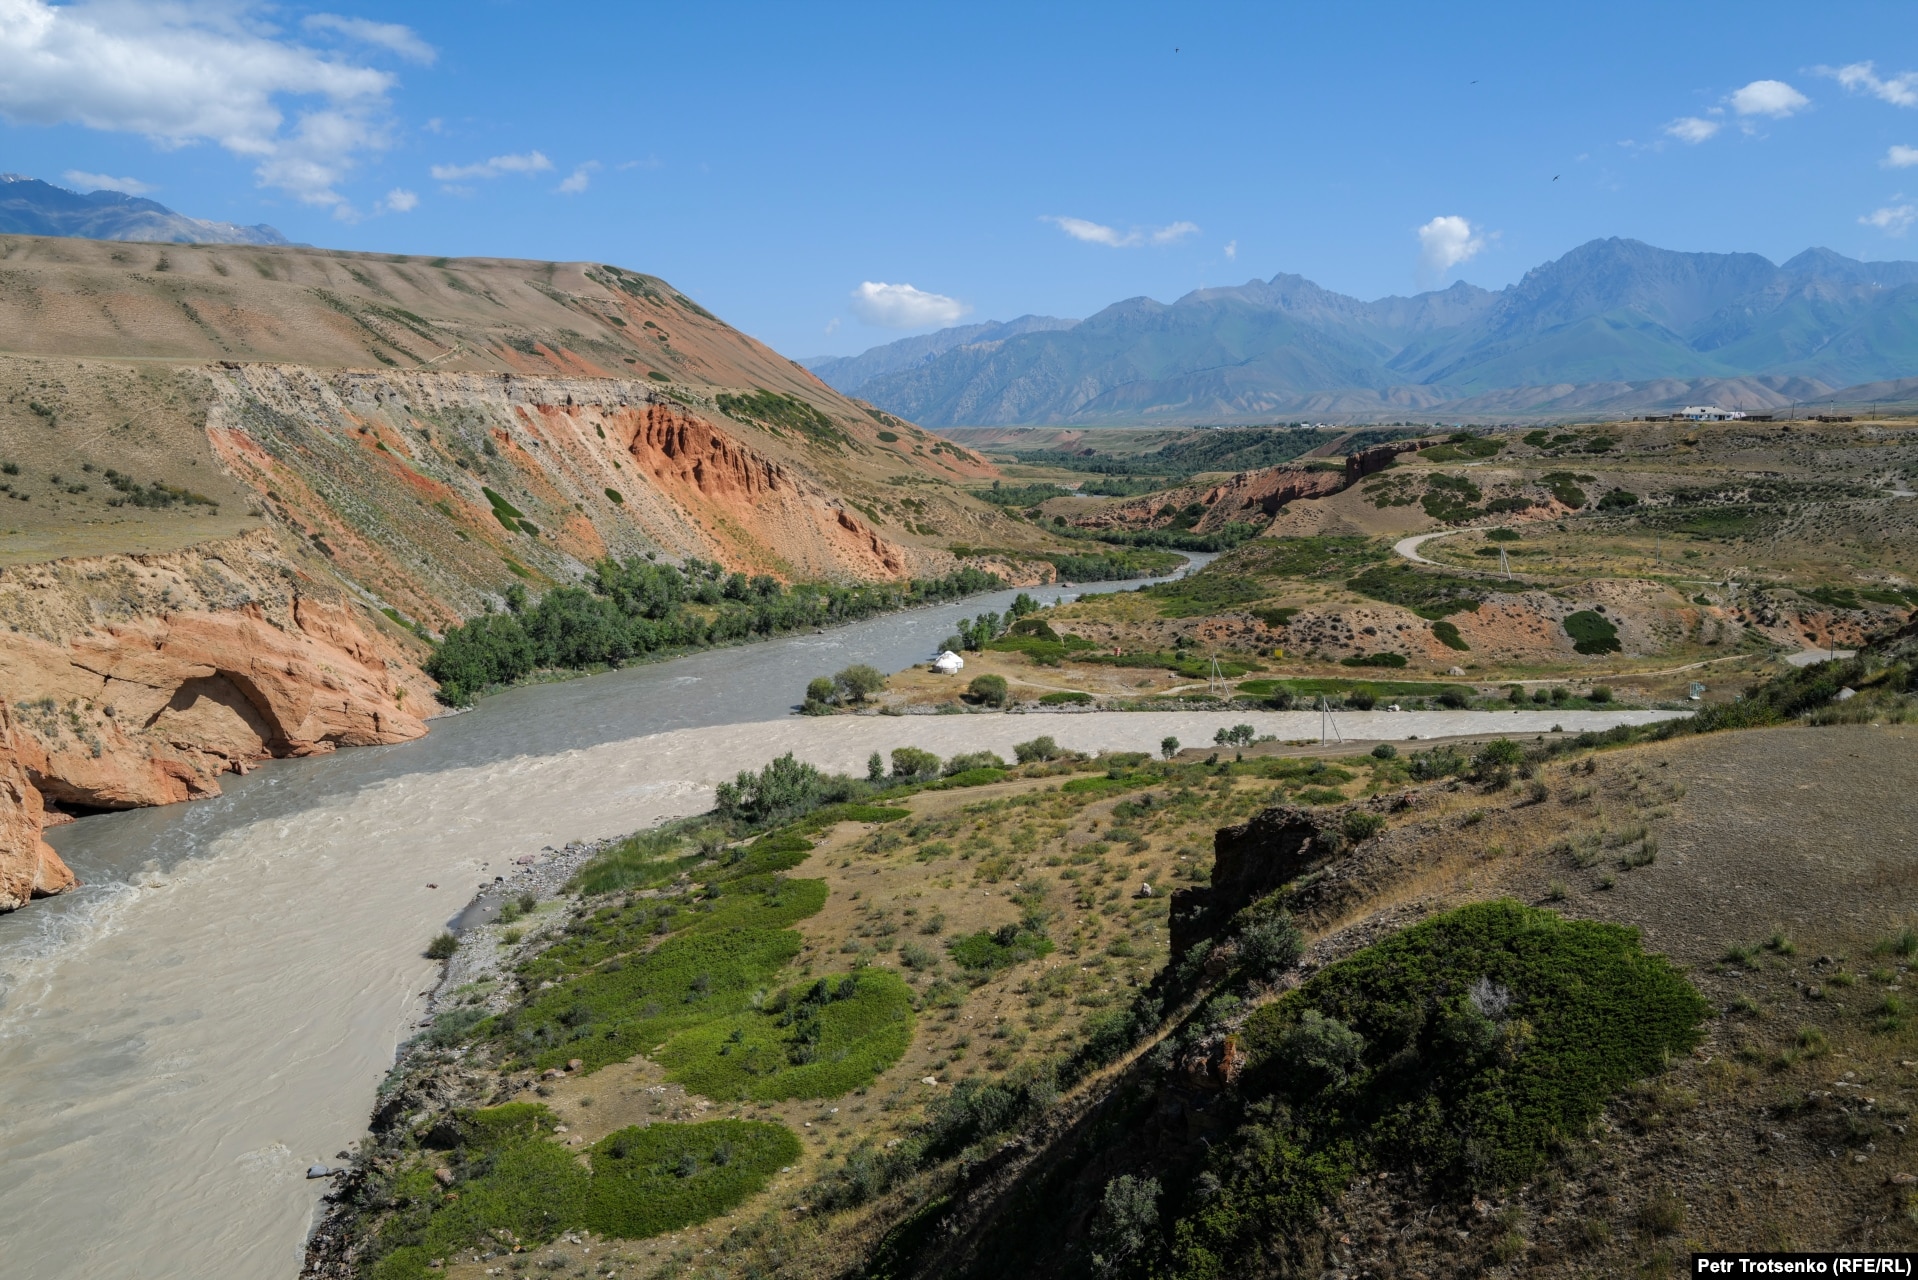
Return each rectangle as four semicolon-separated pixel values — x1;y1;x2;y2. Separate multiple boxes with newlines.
0;558;1682;1278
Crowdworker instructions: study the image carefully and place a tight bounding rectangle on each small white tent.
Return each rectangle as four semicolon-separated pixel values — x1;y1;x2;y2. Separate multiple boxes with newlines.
932;650;965;674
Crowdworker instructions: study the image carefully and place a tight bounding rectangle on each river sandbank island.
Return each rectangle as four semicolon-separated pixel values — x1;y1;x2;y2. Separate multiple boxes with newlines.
298;709;1684;1279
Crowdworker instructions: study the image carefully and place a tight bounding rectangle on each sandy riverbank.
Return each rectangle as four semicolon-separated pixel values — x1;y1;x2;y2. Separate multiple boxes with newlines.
0;707;1679;1279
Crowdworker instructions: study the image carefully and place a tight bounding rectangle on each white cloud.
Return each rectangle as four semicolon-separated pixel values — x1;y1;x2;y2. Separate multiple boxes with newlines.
0;1;401;208
380;187;417;213
429;151;552;182
301;14;435;65
1042;215;1200;248
1223;239;1237;260
1664;116;1721;144
1861;203;1918;235
1416;215;1486;280
848;282;969;329
1729;79;1809;118
62;169;153;195
1886;145;1918;168
1823;61;1918;108
556;161;599;195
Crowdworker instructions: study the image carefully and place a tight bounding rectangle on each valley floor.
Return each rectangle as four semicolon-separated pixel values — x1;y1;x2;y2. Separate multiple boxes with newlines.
0;708;1660;1280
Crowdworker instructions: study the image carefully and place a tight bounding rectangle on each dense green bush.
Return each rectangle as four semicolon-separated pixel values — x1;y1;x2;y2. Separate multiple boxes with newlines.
1170;902;1707;1277
1563;610;1621;655
1431;619;1470;651
1014;735;1063;762
1038;689;1094;705
834;664;887;704
968;673;1010;706
948;922;1054;972
891;747;941;779
424;932;458;960
1237;912;1304;982
658;969;916;1101
366;1108;799;1278
1340;810;1386;842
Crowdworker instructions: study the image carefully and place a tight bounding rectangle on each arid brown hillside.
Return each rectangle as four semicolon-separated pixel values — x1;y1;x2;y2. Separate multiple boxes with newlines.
0;238;1075;910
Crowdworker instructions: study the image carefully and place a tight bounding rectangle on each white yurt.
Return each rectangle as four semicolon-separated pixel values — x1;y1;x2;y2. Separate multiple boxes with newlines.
932;650;965;674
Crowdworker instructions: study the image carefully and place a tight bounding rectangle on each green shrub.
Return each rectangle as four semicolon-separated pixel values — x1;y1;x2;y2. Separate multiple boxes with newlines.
1369;743;1398;760
1475;737;1524;768
968;673;1010;707
834;664;887;704
1563;611;1621;655
1340;810;1387;842
1014;735;1062;763
1161;736;1181;759
949;922;1054;972
364;1109;798;1277
425;932;459;960
1431;619;1470;651
1238;912;1304;982
1340;652;1408;669
1174;902;1707;1274
658;969;916;1101
891;747;941;779
1037;690;1093;706
604;487;625;504
1090;1175;1163;1275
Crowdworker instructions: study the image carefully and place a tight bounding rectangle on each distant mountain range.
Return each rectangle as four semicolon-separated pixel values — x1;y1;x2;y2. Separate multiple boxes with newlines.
0;174;290;246
801;315;1076;391
805;239;1918;424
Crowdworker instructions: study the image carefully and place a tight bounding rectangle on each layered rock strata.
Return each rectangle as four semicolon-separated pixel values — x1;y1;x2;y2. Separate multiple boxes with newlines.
0;530;433;910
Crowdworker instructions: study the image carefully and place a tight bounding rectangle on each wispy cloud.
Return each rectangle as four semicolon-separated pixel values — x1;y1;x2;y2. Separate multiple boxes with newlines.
1416;215;1486;281
1729;79;1809;118
1665;116;1721;144
1886;145;1918;168
1861;203;1918;235
302;13;435;65
1223;239;1237;260
849;282;969;329
379;187;418;213
0;0;403;210
557;161;600;194
1821;61;1918;108
430;151;552;183
1042;215;1200;248
62;169;153;195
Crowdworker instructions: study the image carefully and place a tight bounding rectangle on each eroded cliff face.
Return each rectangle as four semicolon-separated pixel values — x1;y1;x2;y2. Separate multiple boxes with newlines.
1068;464;1348;535
203;366;948;633
0;529;434;909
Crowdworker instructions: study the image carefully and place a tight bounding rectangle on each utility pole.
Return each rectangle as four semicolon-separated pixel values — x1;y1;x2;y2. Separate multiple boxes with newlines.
1207;655;1226;699
1318;695;1343;745
1498;546;1512;580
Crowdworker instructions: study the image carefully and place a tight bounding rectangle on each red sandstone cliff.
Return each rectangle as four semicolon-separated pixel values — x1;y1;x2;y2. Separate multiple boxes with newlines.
0;532;434;911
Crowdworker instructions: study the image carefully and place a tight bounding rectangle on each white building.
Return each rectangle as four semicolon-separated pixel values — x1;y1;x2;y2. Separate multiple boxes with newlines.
932;650;965;674
1676;405;1747;421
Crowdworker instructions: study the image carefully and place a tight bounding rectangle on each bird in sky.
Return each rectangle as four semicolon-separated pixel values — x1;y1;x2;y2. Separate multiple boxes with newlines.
1552;174;1560;181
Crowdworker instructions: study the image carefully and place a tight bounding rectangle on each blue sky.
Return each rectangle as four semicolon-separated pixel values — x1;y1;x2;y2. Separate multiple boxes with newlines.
5;2;1918;357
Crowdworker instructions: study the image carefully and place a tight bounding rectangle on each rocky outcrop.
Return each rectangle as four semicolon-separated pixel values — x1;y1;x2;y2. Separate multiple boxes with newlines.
0;703;74;910
1068;465;1347;536
1345;439;1433;483
1169;805;1325;961
0;530;434;910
